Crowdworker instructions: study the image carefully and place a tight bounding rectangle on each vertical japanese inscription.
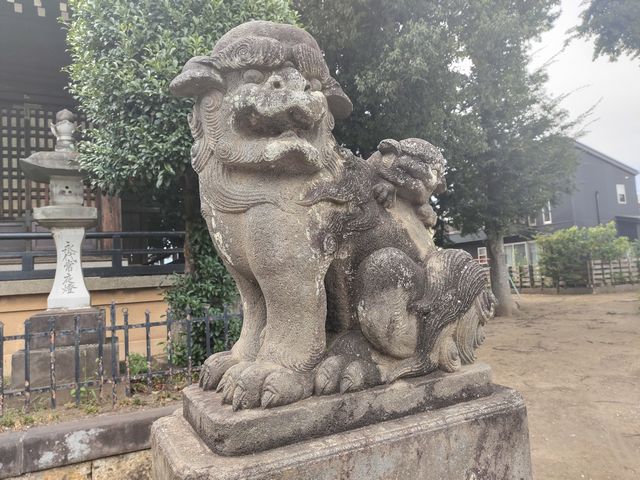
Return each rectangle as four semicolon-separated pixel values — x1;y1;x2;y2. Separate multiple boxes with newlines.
61;241;77;294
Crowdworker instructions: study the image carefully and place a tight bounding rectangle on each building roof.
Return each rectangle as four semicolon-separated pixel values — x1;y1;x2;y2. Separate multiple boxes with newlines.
447;231;487;244
575;141;638;176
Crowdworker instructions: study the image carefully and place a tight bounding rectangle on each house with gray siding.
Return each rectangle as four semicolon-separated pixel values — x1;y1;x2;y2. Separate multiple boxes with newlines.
449;141;640;267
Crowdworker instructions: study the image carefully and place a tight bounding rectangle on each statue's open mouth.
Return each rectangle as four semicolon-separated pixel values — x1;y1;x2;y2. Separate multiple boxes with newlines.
262;137;321;172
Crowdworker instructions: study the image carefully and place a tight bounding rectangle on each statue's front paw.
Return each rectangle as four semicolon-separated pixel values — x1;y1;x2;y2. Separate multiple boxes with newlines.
220;362;313;410
198;351;240;391
373;182;396;208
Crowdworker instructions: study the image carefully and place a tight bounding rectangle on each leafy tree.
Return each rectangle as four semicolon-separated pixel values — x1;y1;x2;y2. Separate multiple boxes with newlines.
447;1;578;315
297;0;578;315
66;0;297;321
574;0;640;61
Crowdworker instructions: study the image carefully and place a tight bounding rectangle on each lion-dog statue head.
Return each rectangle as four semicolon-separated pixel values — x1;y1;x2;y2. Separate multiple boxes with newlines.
171;20;352;213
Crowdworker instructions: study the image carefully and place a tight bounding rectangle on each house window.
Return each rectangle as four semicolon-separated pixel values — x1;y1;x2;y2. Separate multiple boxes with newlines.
503;242;528;267
542;201;552;224
528;215;537;227
477;247;488;265
616;184;627;204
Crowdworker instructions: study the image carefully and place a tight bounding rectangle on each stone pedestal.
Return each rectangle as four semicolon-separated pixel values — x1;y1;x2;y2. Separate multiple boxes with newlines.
10;308;119;389
151;364;533;480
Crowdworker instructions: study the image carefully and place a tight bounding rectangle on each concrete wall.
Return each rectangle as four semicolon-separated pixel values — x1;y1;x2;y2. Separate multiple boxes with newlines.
0;275;175;375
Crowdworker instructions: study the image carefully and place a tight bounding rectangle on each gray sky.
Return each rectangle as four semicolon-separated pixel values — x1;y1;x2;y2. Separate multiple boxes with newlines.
531;0;640;176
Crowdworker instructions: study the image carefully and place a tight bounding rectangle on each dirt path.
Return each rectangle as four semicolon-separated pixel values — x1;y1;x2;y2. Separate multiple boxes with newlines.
477;292;640;480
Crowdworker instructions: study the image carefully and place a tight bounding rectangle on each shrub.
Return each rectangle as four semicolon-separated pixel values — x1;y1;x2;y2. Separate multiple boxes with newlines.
537;222;631;289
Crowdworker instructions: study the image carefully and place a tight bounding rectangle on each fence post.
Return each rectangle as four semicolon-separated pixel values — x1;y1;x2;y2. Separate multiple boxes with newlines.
617;258;625;283
24;319;31;411
609;260;615;286
74;315;81;406
223;305;230;351
97;310;104;399
124;308;131;397
204;306;212;358
186;308;192;380
110;303;117;407
145;310;152;390
166;309;173;389
0;321;4;416
49;317;56;409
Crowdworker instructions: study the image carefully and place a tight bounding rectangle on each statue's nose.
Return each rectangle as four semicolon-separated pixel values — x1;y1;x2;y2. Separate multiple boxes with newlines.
266;68;309;92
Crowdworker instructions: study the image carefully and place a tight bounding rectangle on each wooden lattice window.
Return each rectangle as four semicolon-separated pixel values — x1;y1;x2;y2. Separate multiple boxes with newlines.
0;102;93;221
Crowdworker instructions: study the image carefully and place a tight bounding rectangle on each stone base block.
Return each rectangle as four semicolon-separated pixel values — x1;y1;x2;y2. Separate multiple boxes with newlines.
11;340;118;389
184;362;493;456
26;308;102;349
151;385;532;480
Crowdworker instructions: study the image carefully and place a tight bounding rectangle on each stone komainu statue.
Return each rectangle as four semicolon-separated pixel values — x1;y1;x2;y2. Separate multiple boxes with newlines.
170;21;495;410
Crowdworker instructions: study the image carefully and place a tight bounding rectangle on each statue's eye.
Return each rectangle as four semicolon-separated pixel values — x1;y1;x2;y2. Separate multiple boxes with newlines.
309;78;322;92
242;69;264;84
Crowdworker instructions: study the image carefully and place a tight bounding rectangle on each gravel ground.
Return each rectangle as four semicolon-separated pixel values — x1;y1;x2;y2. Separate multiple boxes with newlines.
478;291;640;480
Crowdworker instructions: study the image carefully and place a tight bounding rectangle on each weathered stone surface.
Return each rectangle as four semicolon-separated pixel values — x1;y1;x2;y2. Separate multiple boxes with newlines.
152;386;532;480
10;341;118;389
171;19;496;413
0;406;175;479
16;462;92;479
92;450;151;480
184;362;493;456
7;451;152;479
24;309;102;349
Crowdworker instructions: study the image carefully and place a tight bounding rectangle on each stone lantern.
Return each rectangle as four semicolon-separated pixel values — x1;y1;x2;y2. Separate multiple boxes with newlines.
20;109;97;309
12;110;117;390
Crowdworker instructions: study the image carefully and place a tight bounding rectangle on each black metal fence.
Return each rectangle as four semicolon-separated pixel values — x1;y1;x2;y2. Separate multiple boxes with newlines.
0;304;241;416
0;231;185;281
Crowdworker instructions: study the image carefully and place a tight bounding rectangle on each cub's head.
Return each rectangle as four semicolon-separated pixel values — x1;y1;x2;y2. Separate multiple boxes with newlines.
171;21;352;175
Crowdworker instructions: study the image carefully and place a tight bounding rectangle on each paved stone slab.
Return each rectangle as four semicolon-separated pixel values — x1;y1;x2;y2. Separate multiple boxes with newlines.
0;405;177;479
183;362;493;456
152;385;532;480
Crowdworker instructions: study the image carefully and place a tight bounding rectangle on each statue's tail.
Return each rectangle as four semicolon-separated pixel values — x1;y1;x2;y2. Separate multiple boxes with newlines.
454;288;496;365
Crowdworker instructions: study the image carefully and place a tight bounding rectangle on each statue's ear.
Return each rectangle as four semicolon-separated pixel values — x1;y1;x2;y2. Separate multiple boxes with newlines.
170;56;225;97
377;139;402;156
323;77;352;120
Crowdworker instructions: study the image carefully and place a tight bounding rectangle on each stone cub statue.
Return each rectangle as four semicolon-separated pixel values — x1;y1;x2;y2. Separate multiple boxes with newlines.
371;138;447;230
171;20;495;410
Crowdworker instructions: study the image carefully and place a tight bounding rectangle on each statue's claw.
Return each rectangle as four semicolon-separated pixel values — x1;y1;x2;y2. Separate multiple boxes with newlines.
261;368;312;409
340;360;381;394
218;361;251;404
314;355;349;395
198;351;239;391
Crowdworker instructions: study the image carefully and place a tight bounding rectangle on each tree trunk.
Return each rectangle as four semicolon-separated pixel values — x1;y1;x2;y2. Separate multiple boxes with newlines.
486;230;515;316
183;170;199;275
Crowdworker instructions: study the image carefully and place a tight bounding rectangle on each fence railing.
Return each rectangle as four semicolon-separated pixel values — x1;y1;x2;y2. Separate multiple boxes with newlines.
0;231;185;280
481;255;640;291
589;257;640;286
0;304;241;416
